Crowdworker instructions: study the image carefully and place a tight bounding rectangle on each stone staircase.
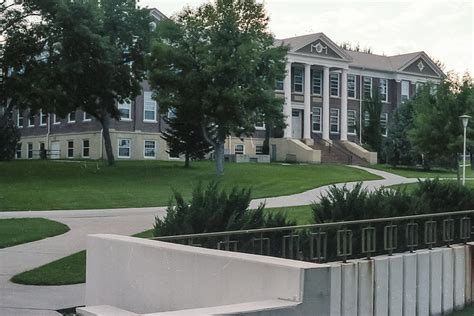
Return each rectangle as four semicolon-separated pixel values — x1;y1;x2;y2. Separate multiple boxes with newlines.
312;139;368;165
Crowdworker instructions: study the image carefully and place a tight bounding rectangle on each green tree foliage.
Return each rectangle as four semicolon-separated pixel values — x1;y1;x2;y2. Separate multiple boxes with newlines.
161;110;213;168
408;76;474;169
148;0;287;175
383;101;418;166
2;0;153;165
0;113;21;161
154;181;295;237
361;85;383;154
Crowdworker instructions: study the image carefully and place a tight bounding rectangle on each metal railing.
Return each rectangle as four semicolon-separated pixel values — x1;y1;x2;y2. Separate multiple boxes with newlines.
313;134;353;165
153;210;473;263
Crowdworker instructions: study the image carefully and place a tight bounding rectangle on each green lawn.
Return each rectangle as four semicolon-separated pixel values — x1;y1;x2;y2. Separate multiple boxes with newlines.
450;306;474;315
391;180;474;193
374;164;470;178
12;206;314;285
0;218;69;249
0;160;379;211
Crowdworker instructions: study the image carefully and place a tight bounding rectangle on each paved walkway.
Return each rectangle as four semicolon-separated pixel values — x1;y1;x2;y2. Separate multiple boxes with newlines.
0;166;418;315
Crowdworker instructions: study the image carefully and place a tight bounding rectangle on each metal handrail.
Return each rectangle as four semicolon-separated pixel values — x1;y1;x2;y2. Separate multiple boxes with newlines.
153;209;474;241
313;134;353;164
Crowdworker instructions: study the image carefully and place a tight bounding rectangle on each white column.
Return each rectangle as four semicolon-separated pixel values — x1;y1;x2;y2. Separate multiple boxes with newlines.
322;66;330;141
341;68;348;141
303;64;312;142
283;62;292;138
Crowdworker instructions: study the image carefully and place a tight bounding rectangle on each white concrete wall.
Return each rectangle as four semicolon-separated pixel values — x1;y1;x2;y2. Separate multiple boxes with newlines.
269;138;321;163
81;235;473;316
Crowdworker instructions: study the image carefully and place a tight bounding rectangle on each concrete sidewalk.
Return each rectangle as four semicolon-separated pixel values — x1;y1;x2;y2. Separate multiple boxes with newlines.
0;165;415;315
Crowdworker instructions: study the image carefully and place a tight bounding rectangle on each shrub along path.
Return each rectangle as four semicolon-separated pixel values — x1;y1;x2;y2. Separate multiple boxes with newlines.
0;165;417;314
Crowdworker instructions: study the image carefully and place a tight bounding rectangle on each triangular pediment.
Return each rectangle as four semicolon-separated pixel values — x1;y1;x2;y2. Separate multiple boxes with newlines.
282;33;352;61
401;54;443;77
297;39;345;60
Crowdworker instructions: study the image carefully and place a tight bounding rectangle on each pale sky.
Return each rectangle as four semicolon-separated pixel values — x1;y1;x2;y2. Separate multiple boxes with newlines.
140;0;474;76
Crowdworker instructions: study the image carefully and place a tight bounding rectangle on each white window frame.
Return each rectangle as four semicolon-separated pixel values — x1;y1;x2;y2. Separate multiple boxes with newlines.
118;100;132;121
28;114;35;127
118;139;131;158
255;145;264;155
17;112;23;128
16;143;22;159
347;75;356;99
67;140;74;158
379;79;388;102
255;114;265;130
380;113;388;137
234;144;245;155
143;91;157;122
27;143;33;159
312;106;322;133
275;79;284;91
53;114;61;125
347;110;357;135
363;77;372;99
293;68;303;94
68;112;76;123
82;139;90;158
39;110;47;126
330;108;340;134
143;140;156;159
83;112;92;122
401;80;410;102
312;70;322;96
330;73;340;97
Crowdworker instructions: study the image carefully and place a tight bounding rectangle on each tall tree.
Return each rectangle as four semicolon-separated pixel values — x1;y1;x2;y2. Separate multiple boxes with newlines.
148;0;288;175
361;85;383;153
409;75;474;169
2;0;153;165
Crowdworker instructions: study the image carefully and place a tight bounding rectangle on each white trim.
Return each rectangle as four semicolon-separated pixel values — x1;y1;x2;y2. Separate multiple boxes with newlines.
234;144;245;155
118;100;132;121
311;106;322;133
347;74;356;99
293;67;304;94
311;70;322;96
329;108;340;134
143;91;157;122
27;143;33;159
39;110;47;126
347;110;357;135
143;140;156;159
17;112;23;128
401;80;410;102
28;114;35;127
53;114;61;125
363;77;372;99
379;78;388;102
67;112;76;123
82;139;90;158
83;112;92;122
330;72;340;97
117;138;131;158
67;140;74;159
380;113;388;137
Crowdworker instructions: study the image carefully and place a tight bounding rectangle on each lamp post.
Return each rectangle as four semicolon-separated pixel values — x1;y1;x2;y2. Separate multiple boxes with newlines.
460;115;471;185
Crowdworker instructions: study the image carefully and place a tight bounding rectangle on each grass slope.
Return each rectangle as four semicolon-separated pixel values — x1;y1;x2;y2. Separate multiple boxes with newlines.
12;206;314;285
374;164;474;179
0;218;69;249
0;160;379;211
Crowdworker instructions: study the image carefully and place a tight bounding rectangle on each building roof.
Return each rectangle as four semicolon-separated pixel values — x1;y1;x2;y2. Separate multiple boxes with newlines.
275;32;444;77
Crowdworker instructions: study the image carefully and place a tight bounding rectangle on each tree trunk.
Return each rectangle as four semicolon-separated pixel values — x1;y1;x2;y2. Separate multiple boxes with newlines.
184;153;190;168
214;141;225;176
100;115;115;166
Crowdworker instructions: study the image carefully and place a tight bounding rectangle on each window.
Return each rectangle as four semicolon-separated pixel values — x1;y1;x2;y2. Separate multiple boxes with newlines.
415;82;423;93
256;145;264;155
68;111;76;123
118;100;132;121
83;112;92;122
312;70;322;95
347;75;356;99
379;79;388;102
363;111;370;127
348;110;357;135
363;77;372;99
234;144;244;155
67;141;74;158
401;80;410;102
143;91;157;122
380;113;388;136
430;84;438;96
275;79;284;91
28;114;35;127
17;112;23;128
27;143;33;159
312;107;322;132
40;110;47;126
118;139;131;158
330;109;340;133
53;114;61;124
330;73;339;97
293;68;303;93
255;114;265;130
16;143;22;159
144;140;156;158
82;140;90;158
